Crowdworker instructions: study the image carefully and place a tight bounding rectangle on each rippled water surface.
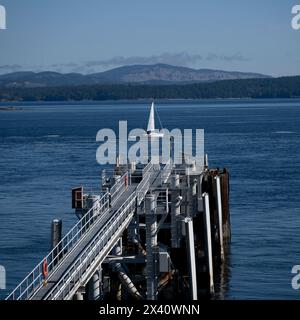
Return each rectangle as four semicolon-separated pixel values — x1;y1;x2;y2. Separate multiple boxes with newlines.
0;99;300;299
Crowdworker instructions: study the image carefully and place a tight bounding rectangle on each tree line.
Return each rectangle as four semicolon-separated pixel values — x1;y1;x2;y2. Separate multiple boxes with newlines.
1;76;300;101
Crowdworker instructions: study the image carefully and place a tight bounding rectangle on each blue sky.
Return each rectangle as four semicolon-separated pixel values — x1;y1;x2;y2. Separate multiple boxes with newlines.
0;0;299;76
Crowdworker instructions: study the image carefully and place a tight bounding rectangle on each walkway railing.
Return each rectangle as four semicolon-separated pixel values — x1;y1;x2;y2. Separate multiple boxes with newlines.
136;162;155;205
6;172;130;301
6;192;110;301
161;160;173;184
46;193;137;300
142;161;154;176
136;174;151;205
6;163;154;300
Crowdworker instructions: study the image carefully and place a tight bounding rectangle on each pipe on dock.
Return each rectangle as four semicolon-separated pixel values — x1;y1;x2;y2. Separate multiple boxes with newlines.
113;263;143;300
184;217;198;300
145;193;158;300
116;283;122;301
111;238;143;300
203;192;214;294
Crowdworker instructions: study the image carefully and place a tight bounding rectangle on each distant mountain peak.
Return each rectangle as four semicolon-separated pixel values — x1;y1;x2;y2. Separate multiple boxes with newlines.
0;64;271;88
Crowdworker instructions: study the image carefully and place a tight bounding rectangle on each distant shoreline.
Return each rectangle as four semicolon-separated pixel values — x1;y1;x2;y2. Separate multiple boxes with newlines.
0;106;22;111
1;97;300;106
1;76;300;102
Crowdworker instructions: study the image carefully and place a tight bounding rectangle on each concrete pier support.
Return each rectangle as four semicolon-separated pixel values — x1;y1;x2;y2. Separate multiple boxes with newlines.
88;269;102;300
145;194;158;300
203;192;214;294
185;217;198;300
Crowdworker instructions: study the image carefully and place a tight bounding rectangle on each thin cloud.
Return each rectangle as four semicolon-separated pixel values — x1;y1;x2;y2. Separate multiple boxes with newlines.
83;52;204;69
0;64;23;73
206;52;249;62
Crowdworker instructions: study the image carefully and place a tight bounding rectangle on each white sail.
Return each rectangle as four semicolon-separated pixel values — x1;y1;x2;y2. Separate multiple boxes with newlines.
146;101;164;139
147;102;155;134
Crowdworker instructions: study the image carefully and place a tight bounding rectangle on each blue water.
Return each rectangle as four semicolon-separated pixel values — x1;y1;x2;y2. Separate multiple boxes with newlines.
0;99;300;300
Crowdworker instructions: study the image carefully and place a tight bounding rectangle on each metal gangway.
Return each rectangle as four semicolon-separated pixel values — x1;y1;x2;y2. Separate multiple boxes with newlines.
6;161;162;300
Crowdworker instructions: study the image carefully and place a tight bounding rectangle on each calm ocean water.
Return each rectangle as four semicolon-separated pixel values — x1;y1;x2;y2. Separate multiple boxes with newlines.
0;99;300;300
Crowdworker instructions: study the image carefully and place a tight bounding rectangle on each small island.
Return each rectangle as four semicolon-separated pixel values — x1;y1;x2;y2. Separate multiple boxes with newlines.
0;106;21;111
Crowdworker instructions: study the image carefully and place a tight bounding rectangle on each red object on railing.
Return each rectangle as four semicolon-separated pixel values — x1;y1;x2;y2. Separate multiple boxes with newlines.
43;259;48;279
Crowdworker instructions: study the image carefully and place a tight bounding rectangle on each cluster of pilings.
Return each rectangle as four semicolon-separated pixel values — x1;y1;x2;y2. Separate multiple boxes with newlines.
151;164;231;300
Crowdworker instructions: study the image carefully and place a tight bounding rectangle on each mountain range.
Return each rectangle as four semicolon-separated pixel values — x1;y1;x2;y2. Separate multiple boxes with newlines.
0;64;271;88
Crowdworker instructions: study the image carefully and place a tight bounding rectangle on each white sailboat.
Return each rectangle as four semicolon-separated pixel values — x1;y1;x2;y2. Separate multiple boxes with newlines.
147;102;155;134
146;102;164;138
129;101;164;140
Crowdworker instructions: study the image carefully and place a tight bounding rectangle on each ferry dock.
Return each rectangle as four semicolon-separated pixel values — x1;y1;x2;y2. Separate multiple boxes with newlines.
5;105;231;301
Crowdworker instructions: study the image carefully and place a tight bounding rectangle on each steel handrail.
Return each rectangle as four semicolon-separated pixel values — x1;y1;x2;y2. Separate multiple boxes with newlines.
142;161;153;176
46;193;137;300
6;192;110;300
161;159;173;183
136;172;151;205
6;164;151;300
6;172;130;300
